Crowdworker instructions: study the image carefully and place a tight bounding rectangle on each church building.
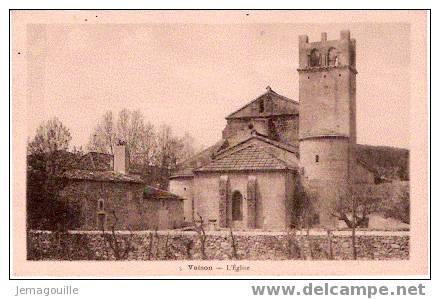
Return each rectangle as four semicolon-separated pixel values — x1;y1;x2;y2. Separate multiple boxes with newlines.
169;30;376;230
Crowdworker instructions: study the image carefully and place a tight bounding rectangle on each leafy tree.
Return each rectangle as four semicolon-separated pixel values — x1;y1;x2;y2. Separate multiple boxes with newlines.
27;117;82;230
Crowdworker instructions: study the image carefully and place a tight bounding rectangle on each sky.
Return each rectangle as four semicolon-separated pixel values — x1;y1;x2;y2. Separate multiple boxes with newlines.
26;23;410;150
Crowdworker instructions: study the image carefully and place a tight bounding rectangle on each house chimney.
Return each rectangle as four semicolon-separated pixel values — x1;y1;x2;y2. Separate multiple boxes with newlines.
114;140;129;174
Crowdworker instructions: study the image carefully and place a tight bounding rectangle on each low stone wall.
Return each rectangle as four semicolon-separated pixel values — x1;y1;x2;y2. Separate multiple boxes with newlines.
27;230;409;261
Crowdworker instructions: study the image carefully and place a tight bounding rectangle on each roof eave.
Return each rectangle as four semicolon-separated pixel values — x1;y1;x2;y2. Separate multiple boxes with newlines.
194;167;296;174
60;177;144;184
169;174;194;179
299;134;349;141
225;112;299;120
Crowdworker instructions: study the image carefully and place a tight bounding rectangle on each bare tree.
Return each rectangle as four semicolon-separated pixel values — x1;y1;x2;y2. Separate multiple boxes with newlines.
285;228;302;259
229;227;238;260
116;109;130;146
136;121;156;166
305;226;314;260
326;229;334;260
154;229;160;258
164;233;170;259
88;109;198;189
183;238;194;259
88;109;156;161
88;110;195;170
88;111;116;154
194;213;207;260
155;124;180;169
101;211;135;260
147;231;154;260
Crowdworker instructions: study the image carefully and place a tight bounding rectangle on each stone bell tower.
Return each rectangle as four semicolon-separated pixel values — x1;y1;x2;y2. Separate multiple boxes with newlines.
297;31;357;228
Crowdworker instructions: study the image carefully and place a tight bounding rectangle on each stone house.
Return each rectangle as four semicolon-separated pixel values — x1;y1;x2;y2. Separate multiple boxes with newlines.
58;143;184;230
170;31;381;230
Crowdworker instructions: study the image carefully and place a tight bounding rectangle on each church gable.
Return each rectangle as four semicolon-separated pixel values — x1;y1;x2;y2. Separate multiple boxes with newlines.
226;86;299;120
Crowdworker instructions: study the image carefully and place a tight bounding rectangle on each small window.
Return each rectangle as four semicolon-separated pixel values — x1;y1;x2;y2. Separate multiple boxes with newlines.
259;99;265;113
98;199;104;211
315;155;320;163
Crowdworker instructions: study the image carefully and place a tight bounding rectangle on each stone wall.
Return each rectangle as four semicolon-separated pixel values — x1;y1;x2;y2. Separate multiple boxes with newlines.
27;230;409;261
270;115;299;147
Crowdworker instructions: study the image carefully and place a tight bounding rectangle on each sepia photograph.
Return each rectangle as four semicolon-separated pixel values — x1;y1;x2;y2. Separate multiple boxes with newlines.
10;10;428;277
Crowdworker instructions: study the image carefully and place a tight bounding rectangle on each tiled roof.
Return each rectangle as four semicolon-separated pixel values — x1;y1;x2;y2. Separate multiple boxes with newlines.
169;167;195;178
60;169;144;183
195;145;295;172
143;186;183;201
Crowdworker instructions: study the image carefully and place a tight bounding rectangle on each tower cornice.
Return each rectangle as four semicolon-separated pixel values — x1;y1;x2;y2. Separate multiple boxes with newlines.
297;64;357;74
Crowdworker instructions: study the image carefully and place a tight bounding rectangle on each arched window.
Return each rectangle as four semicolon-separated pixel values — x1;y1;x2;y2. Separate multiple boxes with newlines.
232;191;243;221
328;47;338;66
310;49;321;67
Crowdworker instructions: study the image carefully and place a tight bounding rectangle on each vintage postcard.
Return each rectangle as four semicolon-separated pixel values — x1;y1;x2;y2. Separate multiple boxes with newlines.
10;10;429;277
